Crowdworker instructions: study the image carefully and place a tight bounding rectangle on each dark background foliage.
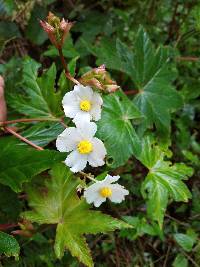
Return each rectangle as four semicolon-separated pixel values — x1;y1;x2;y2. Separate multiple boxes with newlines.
0;0;200;266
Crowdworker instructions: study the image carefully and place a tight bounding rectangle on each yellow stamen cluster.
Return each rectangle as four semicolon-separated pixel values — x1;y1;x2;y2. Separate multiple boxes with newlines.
77;140;93;154
80;100;91;112
99;187;112;198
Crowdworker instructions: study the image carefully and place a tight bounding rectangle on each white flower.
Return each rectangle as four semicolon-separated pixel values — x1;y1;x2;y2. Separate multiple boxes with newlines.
84;175;129;207
56;121;106;172
62;84;103;123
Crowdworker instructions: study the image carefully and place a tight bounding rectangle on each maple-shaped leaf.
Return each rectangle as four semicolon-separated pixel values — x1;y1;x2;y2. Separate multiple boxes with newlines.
22;163;131;267
8;58;63;119
139;138;193;228
132;27;183;134
93;27;183;135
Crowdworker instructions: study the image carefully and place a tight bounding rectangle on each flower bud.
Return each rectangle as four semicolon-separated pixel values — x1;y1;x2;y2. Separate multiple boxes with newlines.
79;65;119;93
40;12;74;49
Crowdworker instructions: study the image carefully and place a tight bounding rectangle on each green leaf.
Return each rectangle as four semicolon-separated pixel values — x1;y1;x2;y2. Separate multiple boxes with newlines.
22;163;130;267
94;27;182;135
68;56;79;76
97;90;142;167
19;122;65;147
140;138;193;227
0;231;20;259
173;254;188;267
121;216;163;240
95;37;123;73
25;5;48;45
0;137;65;192
174;233;195;252
132;27;183;134
8;58;63;118
0;185;21;222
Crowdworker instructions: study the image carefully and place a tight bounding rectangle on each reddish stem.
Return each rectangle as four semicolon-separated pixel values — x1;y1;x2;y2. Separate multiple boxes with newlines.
176;56;199;62
0;117;60;126
124;89;139;95
0;223;18;231
4;127;44;151
58;48;80;85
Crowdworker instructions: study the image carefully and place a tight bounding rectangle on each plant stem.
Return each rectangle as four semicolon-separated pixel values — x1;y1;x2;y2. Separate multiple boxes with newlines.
4;126;44;151
58;48;80;85
79;171;97;182
0;117;60;126
124;89;139;95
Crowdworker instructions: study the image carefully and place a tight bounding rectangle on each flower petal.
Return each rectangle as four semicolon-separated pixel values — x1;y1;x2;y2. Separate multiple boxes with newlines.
93;197;106;207
88;138;106;167
84;184;100;204
56;127;81;152
65;150;87;172
103;175;120;184
109;184;129;203
90;104;102;121
62;91;80;118
74;85;93;101
92;92;103;105
73;111;91;124
75;121;97;139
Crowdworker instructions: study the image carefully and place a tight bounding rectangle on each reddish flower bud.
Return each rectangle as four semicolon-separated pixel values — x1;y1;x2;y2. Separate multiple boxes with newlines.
79;65;119;93
40;12;74;49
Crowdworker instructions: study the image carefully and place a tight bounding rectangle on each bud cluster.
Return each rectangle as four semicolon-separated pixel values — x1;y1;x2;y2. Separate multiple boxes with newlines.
79;65;119;93
40;12;73;49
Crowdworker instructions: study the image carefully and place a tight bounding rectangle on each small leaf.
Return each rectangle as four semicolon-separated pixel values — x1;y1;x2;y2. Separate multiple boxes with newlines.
22;163;131;267
0;231;20;259
172;254;188;267
174;233;195;252
140;138;193;227
97;90;142;167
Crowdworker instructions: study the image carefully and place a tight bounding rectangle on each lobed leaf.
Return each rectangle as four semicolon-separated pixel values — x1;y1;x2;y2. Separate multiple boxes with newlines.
140;138;193;227
22;163;131;267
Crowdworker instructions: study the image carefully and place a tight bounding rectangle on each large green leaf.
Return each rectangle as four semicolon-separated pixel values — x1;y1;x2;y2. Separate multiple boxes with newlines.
8;58;63;118
0;137;65;192
22;163;130;267
132;27;183;134
94;27;182;134
140;138;193;227
97;90;142;168
0;231;20;259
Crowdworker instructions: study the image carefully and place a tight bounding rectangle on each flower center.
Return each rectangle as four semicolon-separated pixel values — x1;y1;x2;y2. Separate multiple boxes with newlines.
77;140;93;154
80;100;91;111
99;187;112;198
